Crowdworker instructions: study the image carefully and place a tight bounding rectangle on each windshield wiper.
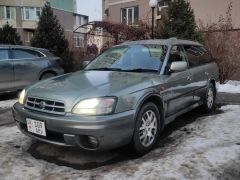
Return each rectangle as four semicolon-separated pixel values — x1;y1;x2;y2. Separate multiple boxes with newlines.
85;68;123;71
123;68;159;73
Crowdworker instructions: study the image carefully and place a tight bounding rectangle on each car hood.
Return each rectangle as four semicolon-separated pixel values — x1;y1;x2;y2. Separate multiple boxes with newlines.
26;70;163;111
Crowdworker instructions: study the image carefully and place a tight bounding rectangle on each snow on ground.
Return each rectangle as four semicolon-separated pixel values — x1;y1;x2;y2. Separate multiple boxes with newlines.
219;80;240;93
0;105;240;180
0;99;17;109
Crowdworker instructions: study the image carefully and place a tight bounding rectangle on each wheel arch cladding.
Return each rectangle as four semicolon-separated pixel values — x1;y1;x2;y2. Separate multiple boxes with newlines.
135;94;165;130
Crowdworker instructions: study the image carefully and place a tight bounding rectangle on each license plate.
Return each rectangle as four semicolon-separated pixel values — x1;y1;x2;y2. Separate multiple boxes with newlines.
26;118;46;136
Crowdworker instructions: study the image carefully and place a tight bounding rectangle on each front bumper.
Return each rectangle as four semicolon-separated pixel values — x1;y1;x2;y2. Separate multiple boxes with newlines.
12;103;135;151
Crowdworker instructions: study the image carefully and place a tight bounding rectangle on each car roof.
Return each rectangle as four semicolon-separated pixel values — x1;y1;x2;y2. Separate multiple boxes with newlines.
120;38;203;46
0;44;49;52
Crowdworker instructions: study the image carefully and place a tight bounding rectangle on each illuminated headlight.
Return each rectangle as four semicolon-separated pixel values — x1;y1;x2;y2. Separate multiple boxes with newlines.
18;89;26;105
72;97;117;115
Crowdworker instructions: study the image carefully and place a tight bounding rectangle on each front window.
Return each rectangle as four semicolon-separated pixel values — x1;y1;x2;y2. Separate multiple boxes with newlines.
0;6;16;19
121;6;139;25
86;45;168;73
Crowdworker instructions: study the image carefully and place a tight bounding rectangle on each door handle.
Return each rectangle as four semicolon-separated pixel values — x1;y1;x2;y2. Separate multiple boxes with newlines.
187;76;192;81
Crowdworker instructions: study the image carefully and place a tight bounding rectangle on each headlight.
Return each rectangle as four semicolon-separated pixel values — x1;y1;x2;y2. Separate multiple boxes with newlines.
72;97;117;115
18;89;26;105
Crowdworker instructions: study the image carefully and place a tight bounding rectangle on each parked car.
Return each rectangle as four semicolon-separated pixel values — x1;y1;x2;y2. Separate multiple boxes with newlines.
0;45;64;93
12;38;219;154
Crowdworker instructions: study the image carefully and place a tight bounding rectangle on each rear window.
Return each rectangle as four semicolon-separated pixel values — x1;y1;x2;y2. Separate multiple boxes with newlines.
12;49;44;59
184;45;212;67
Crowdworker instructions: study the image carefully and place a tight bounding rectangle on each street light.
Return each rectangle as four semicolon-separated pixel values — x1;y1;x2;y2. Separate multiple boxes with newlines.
149;0;158;39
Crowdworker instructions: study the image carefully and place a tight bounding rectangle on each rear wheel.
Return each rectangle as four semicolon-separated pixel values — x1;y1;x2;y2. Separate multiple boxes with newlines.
40;72;55;80
202;83;216;112
132;102;160;154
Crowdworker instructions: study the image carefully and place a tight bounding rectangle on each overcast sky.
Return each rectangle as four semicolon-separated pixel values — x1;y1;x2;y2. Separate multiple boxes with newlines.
77;0;102;21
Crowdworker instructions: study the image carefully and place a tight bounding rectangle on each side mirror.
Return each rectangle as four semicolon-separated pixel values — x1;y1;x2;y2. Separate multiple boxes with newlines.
170;61;188;72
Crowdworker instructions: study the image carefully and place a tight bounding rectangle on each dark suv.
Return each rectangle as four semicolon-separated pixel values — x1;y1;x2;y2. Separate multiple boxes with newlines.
0;45;64;93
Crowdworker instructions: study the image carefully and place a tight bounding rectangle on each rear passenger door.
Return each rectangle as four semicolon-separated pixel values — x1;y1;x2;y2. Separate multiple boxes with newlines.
0;48;13;92
11;48;45;89
183;45;212;101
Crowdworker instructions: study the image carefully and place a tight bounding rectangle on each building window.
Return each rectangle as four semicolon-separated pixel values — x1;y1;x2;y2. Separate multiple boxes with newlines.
25;31;34;43
74;34;85;47
0;6;16;19
121;6;139;25
158;0;171;15
159;0;171;7
75;15;88;26
23;7;42;20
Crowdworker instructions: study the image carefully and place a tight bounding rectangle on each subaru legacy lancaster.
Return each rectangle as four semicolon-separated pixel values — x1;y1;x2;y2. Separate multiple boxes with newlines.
13;38;219;154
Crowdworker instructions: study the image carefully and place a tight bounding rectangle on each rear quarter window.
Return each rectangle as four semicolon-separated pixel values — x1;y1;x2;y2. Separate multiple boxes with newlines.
184;45;212;67
12;49;44;59
0;49;9;60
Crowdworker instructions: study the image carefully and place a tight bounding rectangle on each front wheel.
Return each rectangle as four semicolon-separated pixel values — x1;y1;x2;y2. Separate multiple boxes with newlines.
132;102;160;154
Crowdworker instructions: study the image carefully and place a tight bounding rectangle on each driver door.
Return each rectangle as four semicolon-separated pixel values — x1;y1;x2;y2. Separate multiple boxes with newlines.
163;45;194;117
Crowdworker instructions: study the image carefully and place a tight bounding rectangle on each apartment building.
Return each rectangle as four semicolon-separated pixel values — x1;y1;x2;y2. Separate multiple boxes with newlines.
102;0;240;28
0;0;89;45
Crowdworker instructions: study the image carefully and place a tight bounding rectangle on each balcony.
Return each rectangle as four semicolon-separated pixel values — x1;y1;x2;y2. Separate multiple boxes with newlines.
0;19;17;28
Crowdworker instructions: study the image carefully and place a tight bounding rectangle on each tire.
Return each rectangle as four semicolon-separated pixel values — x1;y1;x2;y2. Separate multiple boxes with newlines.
132;102;161;154
40;72;55;80
202;83;216;113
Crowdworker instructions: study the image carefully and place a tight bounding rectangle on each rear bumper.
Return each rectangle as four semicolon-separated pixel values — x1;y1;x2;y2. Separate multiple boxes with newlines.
12;103;136;151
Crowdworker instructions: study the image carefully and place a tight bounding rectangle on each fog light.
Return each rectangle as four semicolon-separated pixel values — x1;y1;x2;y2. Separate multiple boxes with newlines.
88;136;98;147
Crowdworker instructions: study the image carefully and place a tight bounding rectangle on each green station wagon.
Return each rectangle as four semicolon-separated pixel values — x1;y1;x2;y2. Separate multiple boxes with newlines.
13;38;219;154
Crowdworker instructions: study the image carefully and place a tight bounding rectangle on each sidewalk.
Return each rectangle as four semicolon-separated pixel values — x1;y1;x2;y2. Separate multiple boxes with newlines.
0;108;14;126
216;92;240;105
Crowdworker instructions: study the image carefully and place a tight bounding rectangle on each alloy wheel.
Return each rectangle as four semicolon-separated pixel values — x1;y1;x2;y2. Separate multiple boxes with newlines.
139;110;157;147
207;87;214;109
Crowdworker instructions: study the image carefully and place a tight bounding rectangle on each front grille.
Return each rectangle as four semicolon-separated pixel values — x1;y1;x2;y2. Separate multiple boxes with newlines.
25;97;65;115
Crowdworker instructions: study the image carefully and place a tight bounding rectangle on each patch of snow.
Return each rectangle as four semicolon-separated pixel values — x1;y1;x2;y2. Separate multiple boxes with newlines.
0;105;240;179
0;99;17;109
219;80;240;93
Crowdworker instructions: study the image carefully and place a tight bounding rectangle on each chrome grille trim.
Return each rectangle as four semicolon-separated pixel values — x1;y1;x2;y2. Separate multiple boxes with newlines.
24;97;65;115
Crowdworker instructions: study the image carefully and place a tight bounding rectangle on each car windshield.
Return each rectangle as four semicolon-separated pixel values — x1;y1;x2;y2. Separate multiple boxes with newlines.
85;44;168;73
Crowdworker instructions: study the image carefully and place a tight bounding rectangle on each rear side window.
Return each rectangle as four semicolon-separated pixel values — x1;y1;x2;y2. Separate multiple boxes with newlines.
12;49;44;59
0;49;9;60
183;45;212;67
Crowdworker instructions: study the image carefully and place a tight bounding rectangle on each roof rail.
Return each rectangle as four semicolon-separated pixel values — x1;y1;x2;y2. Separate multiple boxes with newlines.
168;37;177;42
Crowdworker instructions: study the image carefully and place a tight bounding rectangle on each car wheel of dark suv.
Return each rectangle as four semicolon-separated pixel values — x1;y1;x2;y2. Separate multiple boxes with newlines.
40;72;55;80
132;102;160;154
202;83;216;112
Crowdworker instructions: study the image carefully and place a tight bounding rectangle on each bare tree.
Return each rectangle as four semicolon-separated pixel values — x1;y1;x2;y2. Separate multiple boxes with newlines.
200;2;240;83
